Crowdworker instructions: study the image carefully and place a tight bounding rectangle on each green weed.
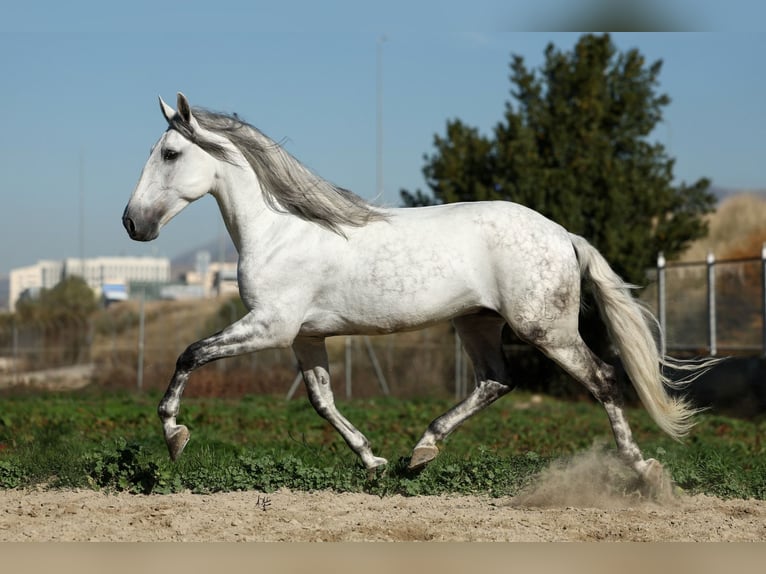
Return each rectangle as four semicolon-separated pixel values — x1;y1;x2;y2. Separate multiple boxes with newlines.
0;389;763;498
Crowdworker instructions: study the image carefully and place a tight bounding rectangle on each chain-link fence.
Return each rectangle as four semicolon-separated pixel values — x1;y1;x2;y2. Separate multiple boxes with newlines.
0;298;470;399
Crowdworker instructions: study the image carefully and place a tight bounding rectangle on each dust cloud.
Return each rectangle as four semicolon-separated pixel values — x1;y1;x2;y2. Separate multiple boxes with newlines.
512;444;679;509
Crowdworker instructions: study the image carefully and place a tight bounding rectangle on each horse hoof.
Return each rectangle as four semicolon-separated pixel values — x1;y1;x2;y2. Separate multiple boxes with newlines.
642;458;664;485
366;457;388;479
368;456;388;469
640;458;675;498
165;425;190;461
408;446;439;471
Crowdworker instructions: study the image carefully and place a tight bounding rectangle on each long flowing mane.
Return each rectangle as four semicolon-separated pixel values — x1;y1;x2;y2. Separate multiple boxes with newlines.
170;109;386;235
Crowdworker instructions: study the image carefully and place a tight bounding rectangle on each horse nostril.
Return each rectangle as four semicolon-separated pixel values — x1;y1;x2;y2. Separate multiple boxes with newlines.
123;215;136;236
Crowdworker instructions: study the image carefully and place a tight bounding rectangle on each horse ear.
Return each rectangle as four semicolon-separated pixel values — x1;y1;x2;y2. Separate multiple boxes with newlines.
176;92;199;130
159;96;176;123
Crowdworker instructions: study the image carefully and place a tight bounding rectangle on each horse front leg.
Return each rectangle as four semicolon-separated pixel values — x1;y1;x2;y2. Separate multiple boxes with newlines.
158;311;295;461
292;336;387;470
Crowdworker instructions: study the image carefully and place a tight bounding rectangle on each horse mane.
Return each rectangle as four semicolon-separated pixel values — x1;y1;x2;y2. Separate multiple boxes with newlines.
170;108;386;235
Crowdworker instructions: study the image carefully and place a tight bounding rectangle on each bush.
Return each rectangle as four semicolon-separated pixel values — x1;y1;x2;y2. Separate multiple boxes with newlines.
85;439;181;494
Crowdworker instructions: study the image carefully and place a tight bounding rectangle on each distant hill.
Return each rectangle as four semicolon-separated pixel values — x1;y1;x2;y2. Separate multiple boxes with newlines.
710;186;766;202
681;191;766;262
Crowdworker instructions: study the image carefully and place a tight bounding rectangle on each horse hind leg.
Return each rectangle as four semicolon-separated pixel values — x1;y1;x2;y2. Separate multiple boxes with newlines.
292;336;387;471
409;313;514;471
536;332;663;487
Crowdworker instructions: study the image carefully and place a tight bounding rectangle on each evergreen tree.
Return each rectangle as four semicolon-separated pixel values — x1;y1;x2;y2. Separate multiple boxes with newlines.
16;276;98;327
15;276;98;366
402;33;714;286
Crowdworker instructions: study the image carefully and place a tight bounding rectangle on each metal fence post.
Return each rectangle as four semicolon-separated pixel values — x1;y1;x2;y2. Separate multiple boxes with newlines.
345;336;352;399
11;319;18;386
136;288;145;391
706;251;717;357
657;252;667;356
363;336;390;395
762;244;766;357
286;370;303;400
454;331;463;399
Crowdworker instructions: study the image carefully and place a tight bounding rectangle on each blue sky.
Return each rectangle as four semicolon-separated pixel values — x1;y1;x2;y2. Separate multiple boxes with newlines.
1;1;765;277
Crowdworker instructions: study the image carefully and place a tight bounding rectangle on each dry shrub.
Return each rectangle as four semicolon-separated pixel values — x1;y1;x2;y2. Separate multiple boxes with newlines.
682;193;766;261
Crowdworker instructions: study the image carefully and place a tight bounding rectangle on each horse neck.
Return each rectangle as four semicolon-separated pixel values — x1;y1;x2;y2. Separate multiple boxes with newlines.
210;160;306;255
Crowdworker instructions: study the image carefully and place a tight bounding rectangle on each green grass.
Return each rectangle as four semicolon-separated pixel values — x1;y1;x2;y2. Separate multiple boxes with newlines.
0;388;764;498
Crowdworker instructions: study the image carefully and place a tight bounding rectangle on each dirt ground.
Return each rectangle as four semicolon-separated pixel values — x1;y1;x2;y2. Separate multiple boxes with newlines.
3;448;765;542
2;488;765;542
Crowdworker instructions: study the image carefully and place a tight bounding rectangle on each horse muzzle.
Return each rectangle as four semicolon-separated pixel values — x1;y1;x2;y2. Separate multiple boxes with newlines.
122;208;160;242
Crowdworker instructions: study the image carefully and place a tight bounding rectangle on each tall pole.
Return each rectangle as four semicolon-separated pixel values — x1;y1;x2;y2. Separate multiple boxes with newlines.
79;149;86;278
11;318;18;386
218;219;226;271
761;244;766;357
657;252;666;356
455;331;463;399
137;289;145;392
706;251;717;357
376;35;387;203
345;336;352;399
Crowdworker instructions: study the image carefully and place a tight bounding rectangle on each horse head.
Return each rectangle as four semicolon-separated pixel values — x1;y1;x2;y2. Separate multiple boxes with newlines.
122;93;223;241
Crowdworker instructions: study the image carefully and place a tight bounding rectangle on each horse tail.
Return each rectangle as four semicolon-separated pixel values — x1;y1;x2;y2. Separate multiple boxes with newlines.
569;233;717;440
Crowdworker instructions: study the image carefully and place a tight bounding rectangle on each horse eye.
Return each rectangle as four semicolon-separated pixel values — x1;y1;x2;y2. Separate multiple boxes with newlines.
162;149;180;161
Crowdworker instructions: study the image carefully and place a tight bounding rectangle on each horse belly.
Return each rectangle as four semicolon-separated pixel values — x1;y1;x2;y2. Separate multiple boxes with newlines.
350;279;486;334
303;288;486;336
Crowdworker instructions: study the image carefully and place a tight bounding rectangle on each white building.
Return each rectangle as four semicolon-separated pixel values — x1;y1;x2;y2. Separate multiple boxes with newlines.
8;256;170;311
62;256;170;291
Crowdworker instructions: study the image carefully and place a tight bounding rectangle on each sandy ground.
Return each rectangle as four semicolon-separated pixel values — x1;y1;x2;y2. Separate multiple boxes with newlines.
3;448;765;542
1;488;765;542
